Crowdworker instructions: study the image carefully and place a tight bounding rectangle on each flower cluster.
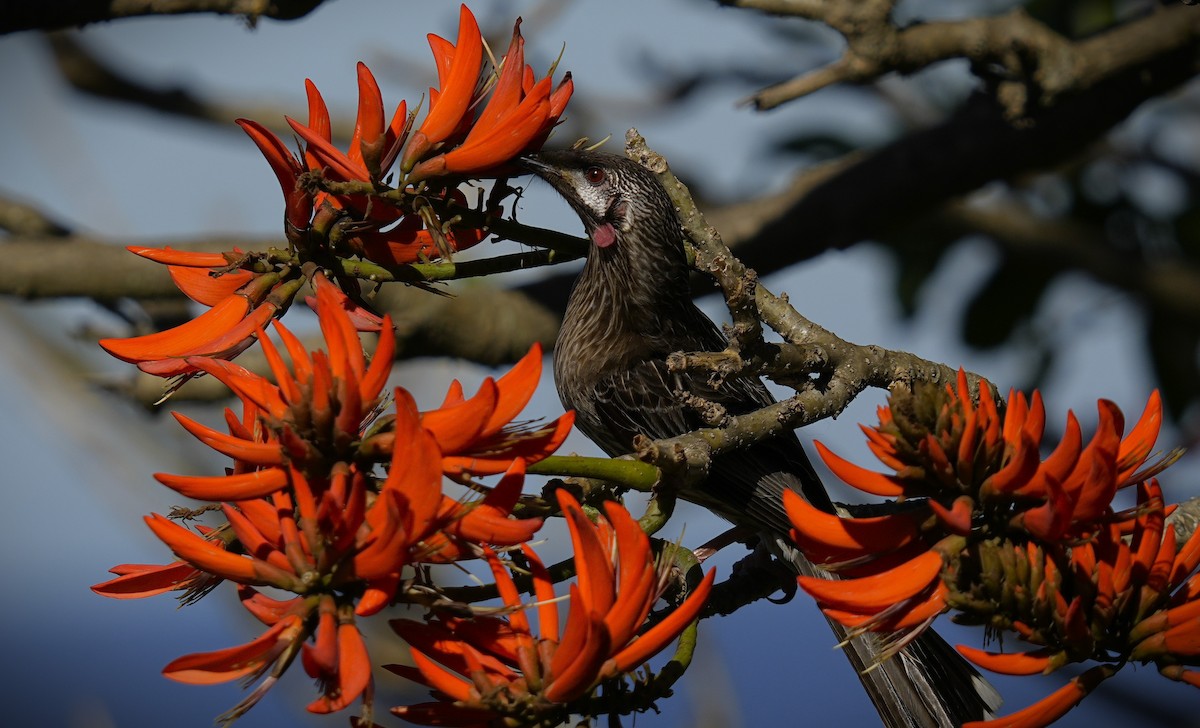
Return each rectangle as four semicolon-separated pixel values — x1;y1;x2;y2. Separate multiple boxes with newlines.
242;2;569;262
94;275;571;721
786;370;1196;727
389;490;716;726
99;4;572;380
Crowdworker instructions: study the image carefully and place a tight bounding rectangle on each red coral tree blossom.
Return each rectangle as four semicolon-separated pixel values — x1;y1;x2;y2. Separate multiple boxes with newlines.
388;490;716;727
94;274;566;723
786;371;1195;728
100;3;572;380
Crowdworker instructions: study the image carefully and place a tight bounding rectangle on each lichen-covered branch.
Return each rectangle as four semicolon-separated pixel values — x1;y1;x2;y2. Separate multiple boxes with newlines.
626;129;980;418
623;134;765;357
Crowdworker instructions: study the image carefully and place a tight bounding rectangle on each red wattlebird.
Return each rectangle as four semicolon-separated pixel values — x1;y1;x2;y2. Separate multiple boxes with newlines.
523;150;1000;728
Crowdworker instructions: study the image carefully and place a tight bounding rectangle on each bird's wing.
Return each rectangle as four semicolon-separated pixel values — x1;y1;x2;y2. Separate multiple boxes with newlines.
575;357;831;531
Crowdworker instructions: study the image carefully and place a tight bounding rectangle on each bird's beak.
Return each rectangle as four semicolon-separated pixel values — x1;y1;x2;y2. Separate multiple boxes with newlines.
518;154;574;199
517;155;556;177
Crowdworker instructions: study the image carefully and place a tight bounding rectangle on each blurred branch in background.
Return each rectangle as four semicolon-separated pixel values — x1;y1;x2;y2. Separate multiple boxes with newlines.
0;0;327;35
729;2;1199;116
44;32;310;135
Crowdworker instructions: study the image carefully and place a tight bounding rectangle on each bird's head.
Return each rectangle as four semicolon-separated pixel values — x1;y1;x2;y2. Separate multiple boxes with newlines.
521;149;687;265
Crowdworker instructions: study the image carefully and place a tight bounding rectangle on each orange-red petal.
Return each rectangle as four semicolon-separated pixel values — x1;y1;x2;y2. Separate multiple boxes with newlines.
417;5;482;144
814;440;908;497
170;411;283;466
154;468;289;501
783;488;922;562
91;561;199;599
956;644;1058;676
963;665;1115;728
145;514;265;585
306;622;372;713
606;567;716;674
169;265;255;307
798;549;944;613
163;614;304;685
99;294;250;363
558;489;615;616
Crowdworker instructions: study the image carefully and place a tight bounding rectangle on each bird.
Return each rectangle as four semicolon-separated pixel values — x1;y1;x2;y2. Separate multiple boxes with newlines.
522;149;1001;728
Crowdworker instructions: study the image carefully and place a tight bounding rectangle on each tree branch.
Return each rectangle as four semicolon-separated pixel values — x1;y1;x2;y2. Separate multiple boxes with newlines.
2;0;325;35
729;49;1200;280
604;132;1022;536
626;130;979;402
735;4;1200;120
41;32;343;140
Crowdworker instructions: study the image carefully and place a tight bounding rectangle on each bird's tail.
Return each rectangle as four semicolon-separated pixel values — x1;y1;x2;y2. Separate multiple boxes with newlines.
775;535;1002;728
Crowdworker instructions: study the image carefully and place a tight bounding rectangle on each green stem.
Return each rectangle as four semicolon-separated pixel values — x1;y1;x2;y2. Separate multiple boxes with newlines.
638;493;676;536
527;455;660;491
663;616;700;674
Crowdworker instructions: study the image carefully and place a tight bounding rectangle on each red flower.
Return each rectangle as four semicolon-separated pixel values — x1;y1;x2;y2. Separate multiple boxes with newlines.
159;591;374;721
237;117;313;231
163;612;306;687
242;50;482;260
131;270;557;571
242;57;488;265
297;596;374;714
421;341;575;476
142;432;445;601
415;457;546;565
97;269;576;720
400;4;485;168
237;4;571;269
962;666;1117;728
405;13;574;181
283;64;409;218
108;6;576;381
389;490;715;725
106;395;443;719
788;371;1196;727
352;340;574;483
151;272;394;500
126;246;257;306
95;274;430;719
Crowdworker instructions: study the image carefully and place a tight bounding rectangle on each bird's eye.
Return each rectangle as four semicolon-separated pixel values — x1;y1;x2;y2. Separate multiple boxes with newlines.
584;166;606;185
